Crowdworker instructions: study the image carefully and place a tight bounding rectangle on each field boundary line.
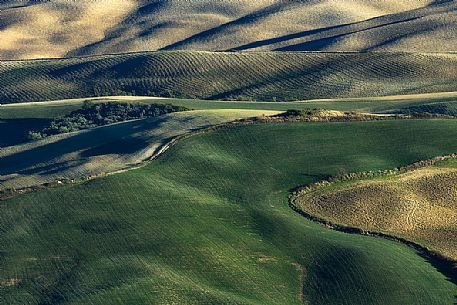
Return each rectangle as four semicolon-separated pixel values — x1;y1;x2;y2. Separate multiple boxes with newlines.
2;113;456;288
289;154;457;286
2;114;455;201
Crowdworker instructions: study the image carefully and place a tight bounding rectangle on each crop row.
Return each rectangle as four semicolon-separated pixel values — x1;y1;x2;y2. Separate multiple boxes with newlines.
1;51;457;103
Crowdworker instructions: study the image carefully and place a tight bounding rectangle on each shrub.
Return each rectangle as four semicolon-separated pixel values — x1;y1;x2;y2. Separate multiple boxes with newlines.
27;131;44;141
28;102;188;139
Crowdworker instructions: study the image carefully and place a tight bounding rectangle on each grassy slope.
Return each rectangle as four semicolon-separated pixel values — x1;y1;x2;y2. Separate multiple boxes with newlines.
0;97;342;119
0;0;454;59
295;158;457;261
1;91;456;189
2;92;457;120
1;92;456;188
2;120;457;304
1;51;457;103
0;109;278;191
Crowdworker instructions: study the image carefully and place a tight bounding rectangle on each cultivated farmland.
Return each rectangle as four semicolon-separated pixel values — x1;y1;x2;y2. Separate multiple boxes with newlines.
3;91;457;119
295;157;457;261
3;91;457;193
1;1;457;303
2;120;457;304
0;109;278;192
0;0;455;59
1;51;457;103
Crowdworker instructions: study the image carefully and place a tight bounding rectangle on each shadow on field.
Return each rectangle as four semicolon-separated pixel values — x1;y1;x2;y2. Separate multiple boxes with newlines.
231;23;350;51
17;160;85;176
0;118;50;147
290;198;457;293
229;0;456;53
231;4;431;52
66;1;168;57
80;137;149;157
429;0;455;6
160;2;295;50
276;17;421;51
0;117;165;176
421;254;457;290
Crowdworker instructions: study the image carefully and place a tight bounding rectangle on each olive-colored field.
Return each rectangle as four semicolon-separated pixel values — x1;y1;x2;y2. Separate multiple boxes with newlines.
2;120;457;305
2;92;457;119
2;92;457;192
1;51;457;103
2;2;456;303
0;0;455;59
0;109;278;191
295;158;457;261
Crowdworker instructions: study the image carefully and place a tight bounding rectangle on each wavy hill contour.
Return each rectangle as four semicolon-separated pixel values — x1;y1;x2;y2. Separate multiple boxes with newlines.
0;0;455;59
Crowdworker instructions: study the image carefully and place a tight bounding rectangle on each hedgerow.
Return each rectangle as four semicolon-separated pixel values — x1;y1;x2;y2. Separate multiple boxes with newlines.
28;102;188;139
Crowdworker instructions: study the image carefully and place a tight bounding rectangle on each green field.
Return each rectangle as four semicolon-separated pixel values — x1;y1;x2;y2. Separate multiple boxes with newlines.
2;92;457;191
0;109;278;191
2;119;457;305
1;51;456;103
2;92;457;120
1;1;457;303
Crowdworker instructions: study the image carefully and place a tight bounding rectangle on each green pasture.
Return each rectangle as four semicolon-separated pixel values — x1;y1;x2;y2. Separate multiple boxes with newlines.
1;91;456;120
2;119;457;304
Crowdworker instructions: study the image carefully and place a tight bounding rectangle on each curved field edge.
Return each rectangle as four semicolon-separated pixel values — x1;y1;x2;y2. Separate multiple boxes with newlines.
0;106;435;199
6;89;457;196
2;91;457;119
1;51;457;103
291;154;457;273
2;120;457;304
0;109;279;193
1;91;457;155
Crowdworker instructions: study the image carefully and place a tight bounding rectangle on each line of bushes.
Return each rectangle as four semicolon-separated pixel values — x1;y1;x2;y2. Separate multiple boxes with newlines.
28;102;188;140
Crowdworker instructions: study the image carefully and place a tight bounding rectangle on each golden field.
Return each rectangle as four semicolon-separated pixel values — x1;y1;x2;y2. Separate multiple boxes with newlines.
296;160;457;261
0;0;455;59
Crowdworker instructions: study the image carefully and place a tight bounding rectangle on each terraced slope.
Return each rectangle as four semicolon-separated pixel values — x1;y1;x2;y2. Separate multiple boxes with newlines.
0;109;277;191
1;51;457;103
295;157;457;261
1;0;454;59
2;120;457;305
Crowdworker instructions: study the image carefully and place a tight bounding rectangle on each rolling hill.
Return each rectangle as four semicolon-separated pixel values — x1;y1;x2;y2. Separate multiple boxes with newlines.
0;109;278;192
3;91;457;119
0;0;455;59
3;91;457;192
1;1;457;303
1;51;457;103
294;155;457;262
2;119;457;304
